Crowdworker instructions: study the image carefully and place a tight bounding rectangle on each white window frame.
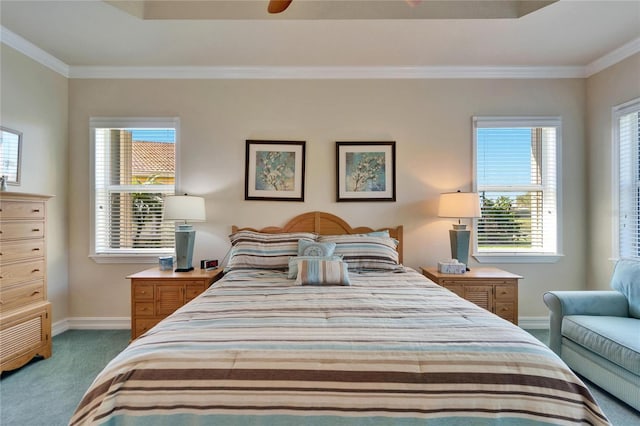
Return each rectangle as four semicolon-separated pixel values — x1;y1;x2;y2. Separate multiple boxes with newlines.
89;117;180;264
612;97;640;260
472;116;563;263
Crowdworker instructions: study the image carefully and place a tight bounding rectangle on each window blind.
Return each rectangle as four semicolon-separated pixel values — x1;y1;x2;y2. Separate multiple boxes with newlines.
616;99;640;259
92;118;177;256
474;117;559;256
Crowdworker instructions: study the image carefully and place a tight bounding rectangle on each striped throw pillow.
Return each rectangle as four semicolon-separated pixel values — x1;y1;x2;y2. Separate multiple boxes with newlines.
225;231;318;272
295;259;350;286
288;255;343;279
318;234;402;271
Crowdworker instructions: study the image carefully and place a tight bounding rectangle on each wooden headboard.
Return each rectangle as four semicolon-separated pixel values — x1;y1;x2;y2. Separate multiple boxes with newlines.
232;211;403;263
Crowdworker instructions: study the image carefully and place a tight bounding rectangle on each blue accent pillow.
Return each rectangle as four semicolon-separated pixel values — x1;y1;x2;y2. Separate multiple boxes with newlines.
298;239;337;257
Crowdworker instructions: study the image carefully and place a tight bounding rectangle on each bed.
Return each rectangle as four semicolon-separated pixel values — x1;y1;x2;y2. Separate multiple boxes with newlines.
70;211;610;425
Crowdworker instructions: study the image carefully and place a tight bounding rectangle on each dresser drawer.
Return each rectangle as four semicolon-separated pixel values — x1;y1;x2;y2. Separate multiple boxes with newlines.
133;284;154;300
0;281;45;312
0;260;45;287
0;240;45;264
0;200;45;220
134;302;154;317
0;221;45;241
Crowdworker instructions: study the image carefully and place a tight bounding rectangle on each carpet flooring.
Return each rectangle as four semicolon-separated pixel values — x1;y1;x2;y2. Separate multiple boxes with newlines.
0;329;638;425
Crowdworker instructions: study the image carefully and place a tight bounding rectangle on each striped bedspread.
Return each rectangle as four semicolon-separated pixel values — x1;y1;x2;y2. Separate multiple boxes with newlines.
70;268;610;425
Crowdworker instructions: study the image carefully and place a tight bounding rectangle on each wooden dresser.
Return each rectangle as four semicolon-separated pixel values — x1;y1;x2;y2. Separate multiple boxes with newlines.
421;266;521;325
0;192;52;373
128;267;223;340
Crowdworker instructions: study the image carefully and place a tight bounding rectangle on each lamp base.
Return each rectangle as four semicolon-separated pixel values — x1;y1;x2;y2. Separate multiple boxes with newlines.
174;224;196;273
449;228;471;268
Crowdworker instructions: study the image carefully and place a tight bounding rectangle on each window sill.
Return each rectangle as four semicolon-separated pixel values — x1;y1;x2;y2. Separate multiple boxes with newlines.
472;253;563;264
89;253;173;264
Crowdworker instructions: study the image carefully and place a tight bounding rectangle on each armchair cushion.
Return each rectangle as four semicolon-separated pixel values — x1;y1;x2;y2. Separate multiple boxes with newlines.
610;258;640;318
562;315;640;375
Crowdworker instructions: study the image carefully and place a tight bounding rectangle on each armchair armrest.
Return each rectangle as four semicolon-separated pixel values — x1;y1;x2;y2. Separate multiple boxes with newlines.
543;291;629;354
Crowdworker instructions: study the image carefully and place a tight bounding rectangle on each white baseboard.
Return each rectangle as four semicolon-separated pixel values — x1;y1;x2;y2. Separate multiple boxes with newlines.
519;316;549;329
52;317;130;336
52;315;549;337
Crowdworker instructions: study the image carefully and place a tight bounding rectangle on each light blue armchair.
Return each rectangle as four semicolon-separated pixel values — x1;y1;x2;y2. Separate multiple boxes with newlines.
543;259;640;411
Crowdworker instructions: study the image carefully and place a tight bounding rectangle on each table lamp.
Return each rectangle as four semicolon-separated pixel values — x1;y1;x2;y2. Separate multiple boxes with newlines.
438;191;481;269
163;195;206;272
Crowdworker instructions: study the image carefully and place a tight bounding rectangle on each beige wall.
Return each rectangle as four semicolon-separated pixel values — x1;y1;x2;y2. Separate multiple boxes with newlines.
68;78;587;318
586;53;640;289
1;45;70;322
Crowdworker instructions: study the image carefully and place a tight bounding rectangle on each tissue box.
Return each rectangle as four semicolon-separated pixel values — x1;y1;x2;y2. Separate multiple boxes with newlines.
438;260;466;274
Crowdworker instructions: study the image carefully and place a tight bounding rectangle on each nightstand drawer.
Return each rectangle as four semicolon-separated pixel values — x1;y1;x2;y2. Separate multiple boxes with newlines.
134;302;154;317
495;302;516;321
134;318;161;336
185;283;205;300
495;284;516;301
133;284;154;300
442;284;464;298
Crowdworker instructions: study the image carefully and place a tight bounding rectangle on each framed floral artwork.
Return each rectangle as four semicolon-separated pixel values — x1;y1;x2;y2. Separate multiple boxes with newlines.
245;140;306;201
336;141;396;202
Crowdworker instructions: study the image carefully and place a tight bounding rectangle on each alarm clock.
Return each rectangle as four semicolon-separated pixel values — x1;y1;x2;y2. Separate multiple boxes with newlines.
200;259;219;270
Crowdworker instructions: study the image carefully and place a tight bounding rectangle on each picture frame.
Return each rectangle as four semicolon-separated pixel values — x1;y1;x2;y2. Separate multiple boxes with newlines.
336;141;396;202
0;126;22;185
245;140;306;201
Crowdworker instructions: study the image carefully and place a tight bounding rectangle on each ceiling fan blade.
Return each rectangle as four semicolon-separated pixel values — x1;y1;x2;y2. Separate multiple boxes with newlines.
268;0;293;14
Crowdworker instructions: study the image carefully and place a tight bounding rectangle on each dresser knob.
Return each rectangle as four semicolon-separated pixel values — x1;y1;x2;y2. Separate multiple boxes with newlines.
32;248;40;251
32;228;40;232
31;291;41;296
32;268;40;273
32;209;40;213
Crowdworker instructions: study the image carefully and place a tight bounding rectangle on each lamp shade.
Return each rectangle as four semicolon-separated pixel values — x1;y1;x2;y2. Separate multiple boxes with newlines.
438;192;481;219
163;195;206;222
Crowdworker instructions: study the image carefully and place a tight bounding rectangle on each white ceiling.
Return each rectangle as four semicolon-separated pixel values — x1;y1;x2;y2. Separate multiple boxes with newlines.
1;0;639;75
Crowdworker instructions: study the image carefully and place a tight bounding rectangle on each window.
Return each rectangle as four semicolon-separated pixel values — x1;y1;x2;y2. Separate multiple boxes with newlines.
614;98;640;259
90;117;178;263
473;117;561;262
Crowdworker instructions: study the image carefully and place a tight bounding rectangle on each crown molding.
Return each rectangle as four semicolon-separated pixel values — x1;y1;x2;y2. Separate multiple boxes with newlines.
585;37;640;77
68;65;586;79
1;26;69;77
3;24;637;80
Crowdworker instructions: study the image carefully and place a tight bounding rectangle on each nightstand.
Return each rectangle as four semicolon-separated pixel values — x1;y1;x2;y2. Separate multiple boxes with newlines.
128;267;223;339
421;266;521;325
